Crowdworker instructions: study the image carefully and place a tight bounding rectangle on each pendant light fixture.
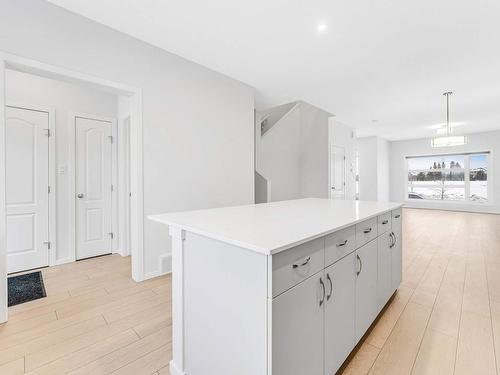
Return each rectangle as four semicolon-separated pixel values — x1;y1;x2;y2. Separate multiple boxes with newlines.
431;91;467;147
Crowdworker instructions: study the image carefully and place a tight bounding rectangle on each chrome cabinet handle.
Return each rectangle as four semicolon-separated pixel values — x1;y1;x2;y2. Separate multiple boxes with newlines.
326;273;333;301
336;239;348;247
390;232;397;248
394;214;401;219
389;232;394;248
292;256;311;269
77;193;84;199
363;228;372;234
382;220;389;225
319;277;326;307
356;254;363;276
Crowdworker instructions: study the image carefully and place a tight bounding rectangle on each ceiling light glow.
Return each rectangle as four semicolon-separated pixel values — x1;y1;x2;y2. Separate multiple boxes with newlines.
317;23;327;33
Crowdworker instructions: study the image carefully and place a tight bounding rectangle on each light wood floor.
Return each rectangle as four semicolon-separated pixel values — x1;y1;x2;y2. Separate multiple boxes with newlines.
341;208;500;375
0;254;172;374
1;208;499;374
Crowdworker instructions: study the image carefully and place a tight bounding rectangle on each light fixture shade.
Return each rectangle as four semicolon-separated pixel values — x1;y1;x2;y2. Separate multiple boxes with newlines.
431;135;467;147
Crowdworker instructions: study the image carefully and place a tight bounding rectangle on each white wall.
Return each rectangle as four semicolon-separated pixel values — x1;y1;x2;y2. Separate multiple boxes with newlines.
0;0;255;278
299;103;330;198
377;137;390;202
255;102;331;201
358;136;390;202
358;137;378;201
390;131;500;213
256;104;301;201
5;69;118;263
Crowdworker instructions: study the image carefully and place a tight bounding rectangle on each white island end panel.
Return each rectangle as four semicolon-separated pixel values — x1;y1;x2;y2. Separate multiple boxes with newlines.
182;231;268;375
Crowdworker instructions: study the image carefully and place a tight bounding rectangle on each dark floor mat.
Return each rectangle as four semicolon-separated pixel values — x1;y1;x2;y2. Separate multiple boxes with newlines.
8;271;47;307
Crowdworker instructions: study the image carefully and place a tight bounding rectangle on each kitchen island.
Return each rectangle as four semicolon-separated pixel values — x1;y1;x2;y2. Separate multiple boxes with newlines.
149;198;403;375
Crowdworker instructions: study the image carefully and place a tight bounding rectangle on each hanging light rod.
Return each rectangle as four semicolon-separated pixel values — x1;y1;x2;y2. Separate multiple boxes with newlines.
431;91;467;147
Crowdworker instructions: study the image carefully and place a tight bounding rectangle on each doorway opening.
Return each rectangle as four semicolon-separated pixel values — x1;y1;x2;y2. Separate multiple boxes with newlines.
0;52;145;322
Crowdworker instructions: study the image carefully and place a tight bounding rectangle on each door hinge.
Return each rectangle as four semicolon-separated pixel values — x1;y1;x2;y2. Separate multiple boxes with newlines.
108;135;114;144
48;186;51;194
44;129;51;137
111;184;114;192
44;241;51;250
108;232;114;239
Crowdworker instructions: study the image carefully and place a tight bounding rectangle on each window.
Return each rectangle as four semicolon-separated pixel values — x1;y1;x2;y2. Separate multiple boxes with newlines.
406;152;489;203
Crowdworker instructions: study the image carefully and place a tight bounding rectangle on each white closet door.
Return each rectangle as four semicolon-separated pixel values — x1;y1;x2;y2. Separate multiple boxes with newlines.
75;117;113;260
6;106;49;273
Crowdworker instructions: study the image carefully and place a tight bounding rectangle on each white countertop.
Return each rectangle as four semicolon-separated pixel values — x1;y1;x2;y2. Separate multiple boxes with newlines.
149;198;403;255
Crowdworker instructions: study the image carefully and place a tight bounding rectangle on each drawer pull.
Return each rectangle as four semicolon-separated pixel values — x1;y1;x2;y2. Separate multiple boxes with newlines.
394;214;401;219
336;239;348;247
363;228;372;234
319;277;326;307
292;256;311;269
382;220;389;225
326;273;333;301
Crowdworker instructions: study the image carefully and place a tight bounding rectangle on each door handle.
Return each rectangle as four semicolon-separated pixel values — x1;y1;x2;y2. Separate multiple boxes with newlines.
319;277;326;307
326;273;333;301
356;254;363;276
390;232;396;248
382;220;389;225
363;228;372;234
77;193;84;199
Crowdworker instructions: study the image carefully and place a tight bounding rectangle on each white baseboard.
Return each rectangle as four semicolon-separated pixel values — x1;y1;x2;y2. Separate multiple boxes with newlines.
160;253;172;274
169;361;186;375
55;257;76;266
404;203;500;215
113;248;130;257
142;254;172;281
143;270;161;280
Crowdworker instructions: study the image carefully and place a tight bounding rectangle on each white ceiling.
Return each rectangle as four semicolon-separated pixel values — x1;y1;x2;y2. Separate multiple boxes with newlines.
47;0;500;140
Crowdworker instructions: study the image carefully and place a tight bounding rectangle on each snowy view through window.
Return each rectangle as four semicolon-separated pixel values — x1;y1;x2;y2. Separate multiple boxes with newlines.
407;152;488;203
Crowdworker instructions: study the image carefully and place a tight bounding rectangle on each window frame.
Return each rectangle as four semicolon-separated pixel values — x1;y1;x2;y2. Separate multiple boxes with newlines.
404;150;493;205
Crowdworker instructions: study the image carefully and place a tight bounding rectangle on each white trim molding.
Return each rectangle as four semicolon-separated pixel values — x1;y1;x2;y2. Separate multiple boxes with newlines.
0;60;7;323
169;226;186;375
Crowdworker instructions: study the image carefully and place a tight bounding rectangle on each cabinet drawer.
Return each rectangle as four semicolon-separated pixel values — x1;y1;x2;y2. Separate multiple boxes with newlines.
392;208;402;228
355;217;378;248
325;225;355;267
272;238;324;298
377;212;392;234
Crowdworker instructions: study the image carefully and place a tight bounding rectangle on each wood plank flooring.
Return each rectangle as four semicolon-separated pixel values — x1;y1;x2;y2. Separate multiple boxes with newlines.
341;208;500;375
0;255;172;374
0;208;498;374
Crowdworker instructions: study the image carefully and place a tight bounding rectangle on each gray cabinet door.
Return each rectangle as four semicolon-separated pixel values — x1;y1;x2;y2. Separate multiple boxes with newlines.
391;213;403;291
377;232;393;311
355;239;378;342
324;253;356;375
272;272;325;375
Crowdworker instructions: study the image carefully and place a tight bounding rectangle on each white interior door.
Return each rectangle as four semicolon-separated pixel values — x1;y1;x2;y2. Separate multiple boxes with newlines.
6;106;49;273
75;117;113;260
330;145;346;199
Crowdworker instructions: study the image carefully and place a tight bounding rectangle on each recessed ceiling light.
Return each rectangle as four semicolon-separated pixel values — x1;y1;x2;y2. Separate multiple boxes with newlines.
317;23;327;33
